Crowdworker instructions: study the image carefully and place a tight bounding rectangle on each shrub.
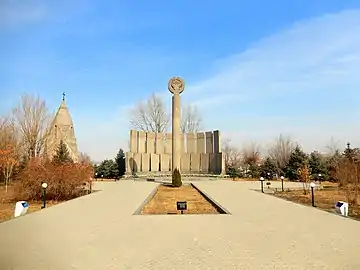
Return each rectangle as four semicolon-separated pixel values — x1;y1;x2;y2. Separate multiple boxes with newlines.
172;168;182;187
335;157;360;206
14;158;93;201
226;166;244;179
297;164;311;195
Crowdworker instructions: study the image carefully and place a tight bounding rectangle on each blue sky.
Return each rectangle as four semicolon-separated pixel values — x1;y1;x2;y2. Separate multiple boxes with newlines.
1;0;360;161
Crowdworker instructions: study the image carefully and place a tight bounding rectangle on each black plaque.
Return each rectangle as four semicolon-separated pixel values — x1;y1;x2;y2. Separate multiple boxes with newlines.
177;201;187;211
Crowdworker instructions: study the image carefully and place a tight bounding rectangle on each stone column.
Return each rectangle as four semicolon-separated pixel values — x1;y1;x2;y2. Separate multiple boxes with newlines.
155;133;164;154
213;130;221;153
205;131;214;153
196;132;205;153
146;132;155;153
186;133;197;153
129;130;138;153
168;77;185;172
164;133;172;154
172;93;181;171
137;131;146;153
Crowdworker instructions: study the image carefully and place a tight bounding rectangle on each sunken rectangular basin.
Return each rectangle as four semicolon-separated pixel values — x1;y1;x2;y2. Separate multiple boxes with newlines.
137;183;228;215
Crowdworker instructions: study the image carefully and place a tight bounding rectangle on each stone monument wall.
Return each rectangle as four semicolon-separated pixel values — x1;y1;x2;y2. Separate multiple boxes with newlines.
125;129;225;175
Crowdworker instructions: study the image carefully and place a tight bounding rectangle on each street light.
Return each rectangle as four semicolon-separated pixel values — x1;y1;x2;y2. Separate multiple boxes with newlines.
41;182;48;209
318;174;322;182
280;176;284;192
310;182;316;207
260;177;265;193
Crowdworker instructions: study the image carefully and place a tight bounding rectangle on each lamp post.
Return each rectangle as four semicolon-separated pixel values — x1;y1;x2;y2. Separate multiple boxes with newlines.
280;176;284;192
260;177;265;193
95;172;98;179
89;179;92;194
318;174;322;183
41;182;48;209
310;182;316;207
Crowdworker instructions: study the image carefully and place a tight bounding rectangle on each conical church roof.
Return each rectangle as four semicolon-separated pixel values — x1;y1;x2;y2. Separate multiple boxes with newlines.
51;99;74;127
45;94;79;162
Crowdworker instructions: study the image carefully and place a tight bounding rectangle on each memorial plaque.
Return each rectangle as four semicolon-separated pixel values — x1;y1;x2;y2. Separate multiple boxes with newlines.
177;201;187;211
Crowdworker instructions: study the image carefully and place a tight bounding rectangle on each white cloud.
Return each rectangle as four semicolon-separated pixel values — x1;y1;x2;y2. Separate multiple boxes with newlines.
74;9;360;161
182;9;360;152
186;9;360;107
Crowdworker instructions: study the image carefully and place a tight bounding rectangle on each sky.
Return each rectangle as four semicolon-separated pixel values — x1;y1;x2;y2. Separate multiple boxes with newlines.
1;0;360;162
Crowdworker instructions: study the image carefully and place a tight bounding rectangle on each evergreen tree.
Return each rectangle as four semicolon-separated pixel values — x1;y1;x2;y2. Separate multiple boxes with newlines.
115;148;126;178
248;164;261;178
96;159;119;179
344;142;353;159
260;157;279;179
308;151;328;179
172;168;182;187
53;140;73;164
285;145;308;181
343;142;360;161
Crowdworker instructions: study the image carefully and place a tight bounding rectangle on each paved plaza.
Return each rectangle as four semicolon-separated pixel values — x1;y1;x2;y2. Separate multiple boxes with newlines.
0;180;359;269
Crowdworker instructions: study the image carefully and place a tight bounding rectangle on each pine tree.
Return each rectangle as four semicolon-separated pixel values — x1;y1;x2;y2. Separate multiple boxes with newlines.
260;157;279;179
172;168;182;187
53;140;73;164
285;145;308;181
308;151;327;179
115;148;126;178
96;159;119;179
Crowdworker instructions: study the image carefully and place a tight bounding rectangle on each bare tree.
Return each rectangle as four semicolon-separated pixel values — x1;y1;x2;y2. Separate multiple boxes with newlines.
78;152;92;165
181;104;202;133
222;138;242;169
0;116;17;149
130;94;203;134
242;142;261;177
268;134;295;173
297;164;311;194
335;157;360;206
130;93;169;133
0;116;20;192
0;145;18;192
242;142;261;166
12;94;50;158
325;137;340;156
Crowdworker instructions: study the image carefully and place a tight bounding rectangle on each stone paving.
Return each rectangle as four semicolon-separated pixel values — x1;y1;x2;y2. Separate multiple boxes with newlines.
0;179;359;270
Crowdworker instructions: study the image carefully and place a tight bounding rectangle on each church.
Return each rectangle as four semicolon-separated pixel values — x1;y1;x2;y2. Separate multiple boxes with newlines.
44;93;79;162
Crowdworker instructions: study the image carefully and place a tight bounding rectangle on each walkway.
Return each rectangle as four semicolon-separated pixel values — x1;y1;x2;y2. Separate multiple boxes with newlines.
0;180;359;269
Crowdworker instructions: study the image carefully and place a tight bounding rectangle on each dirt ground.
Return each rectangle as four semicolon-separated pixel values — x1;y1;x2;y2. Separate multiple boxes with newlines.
141;184;220;215
0;185;60;223
273;188;360;220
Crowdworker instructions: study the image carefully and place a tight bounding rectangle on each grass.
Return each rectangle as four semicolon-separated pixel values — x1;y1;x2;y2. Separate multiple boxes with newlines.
140;184;220;215
0;185;61;223
272;187;360;220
